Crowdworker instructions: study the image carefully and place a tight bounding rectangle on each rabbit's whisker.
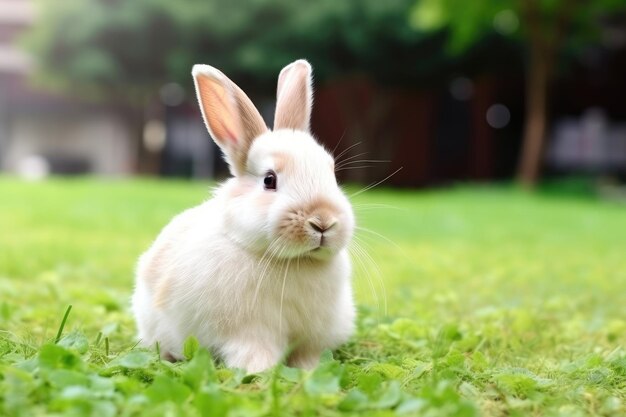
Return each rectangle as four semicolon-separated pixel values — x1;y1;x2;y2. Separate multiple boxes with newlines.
257;238;281;268
335;151;369;167
352;236;388;317
334;141;362;162
331;129;348;155
349;240;376;307
335;159;390;170
335;166;374;172
355;226;408;260
253;239;286;310
348;240;381;317
278;258;291;338
352;203;402;212
350;167;403;198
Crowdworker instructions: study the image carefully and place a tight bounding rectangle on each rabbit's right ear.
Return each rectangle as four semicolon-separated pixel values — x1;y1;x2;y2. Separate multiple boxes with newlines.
192;65;268;176
274;59;313;132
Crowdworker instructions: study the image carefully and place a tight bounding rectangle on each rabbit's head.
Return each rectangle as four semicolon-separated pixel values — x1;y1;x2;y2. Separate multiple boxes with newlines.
192;60;354;260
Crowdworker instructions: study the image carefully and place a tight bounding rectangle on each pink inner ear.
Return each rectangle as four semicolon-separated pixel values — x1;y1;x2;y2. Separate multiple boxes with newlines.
274;60;312;131
198;76;241;147
215;118;238;145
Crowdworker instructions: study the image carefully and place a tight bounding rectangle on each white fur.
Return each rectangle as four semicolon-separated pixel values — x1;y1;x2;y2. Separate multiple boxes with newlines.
132;86;356;371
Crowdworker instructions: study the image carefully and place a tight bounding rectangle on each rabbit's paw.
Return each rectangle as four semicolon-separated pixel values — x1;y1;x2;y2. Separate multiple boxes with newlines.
288;346;321;370
222;338;284;373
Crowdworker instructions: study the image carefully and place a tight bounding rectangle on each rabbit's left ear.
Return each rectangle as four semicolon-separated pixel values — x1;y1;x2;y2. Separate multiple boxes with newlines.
274;59;313;132
192;64;268;176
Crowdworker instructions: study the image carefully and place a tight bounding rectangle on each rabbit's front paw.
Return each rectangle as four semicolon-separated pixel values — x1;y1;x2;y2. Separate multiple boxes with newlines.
222;338;284;374
288;346;321;370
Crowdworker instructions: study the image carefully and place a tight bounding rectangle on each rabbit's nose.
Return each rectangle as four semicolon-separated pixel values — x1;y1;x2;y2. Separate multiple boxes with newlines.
306;218;337;234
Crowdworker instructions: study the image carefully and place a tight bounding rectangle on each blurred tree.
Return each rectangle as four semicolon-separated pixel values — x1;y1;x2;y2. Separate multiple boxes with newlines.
412;0;625;187
25;0;443;97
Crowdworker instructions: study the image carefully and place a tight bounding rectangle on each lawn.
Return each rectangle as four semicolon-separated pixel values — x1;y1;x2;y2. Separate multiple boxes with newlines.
0;177;625;417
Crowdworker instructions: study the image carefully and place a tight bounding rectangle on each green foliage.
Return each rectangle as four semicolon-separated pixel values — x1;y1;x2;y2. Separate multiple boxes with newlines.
411;0;504;53
24;0;436;99
411;0;625;54
0;178;625;416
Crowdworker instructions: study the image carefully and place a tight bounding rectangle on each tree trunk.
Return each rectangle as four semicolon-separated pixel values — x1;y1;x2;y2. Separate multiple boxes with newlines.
517;44;549;188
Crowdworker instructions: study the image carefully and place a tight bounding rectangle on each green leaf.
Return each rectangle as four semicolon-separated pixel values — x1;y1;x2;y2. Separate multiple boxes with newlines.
58;331;89;354
305;370;340;396
91;401;117;417
304;359;343;396
182;348;216;390
145;374;192;405
89;374;116;397
319;349;334;363
100;322;119;337
494;368;552;398
370;380;402;409
387;318;426;340
114;350;154;369
356;372;384;395
193;386;229;417
58;385;91;400
39;343;84;370
470;351;489;371
0;366;36;413
418;381;479;416
368;362;406;379
46;369;89;389
279;365;303;383
396;398;427;414
586;367;613;385
183;336;200;360
338;389;369;411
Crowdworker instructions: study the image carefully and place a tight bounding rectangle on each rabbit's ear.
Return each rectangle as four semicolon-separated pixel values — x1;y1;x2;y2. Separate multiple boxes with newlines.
274;59;313;132
192;64;268;176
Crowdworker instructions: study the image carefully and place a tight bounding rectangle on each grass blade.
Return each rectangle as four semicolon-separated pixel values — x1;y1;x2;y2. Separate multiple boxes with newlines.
54;305;72;344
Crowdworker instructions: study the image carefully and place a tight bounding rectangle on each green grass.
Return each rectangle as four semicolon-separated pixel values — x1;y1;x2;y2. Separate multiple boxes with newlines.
1;177;625;416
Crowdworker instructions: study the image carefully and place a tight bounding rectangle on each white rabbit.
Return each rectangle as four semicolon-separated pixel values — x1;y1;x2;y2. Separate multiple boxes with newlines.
132;60;355;373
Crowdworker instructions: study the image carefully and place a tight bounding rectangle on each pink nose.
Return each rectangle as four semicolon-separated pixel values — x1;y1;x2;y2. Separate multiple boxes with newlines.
306;218;337;234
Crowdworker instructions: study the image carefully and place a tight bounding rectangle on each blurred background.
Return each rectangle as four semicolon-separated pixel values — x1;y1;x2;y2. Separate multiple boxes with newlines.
0;0;625;188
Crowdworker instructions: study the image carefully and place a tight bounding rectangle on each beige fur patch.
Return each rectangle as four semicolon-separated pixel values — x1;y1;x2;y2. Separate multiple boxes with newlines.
154;276;174;309
272;151;296;174
141;243;170;287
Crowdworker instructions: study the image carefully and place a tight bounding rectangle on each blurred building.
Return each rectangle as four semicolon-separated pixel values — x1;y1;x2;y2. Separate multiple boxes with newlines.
548;109;626;173
0;0;135;177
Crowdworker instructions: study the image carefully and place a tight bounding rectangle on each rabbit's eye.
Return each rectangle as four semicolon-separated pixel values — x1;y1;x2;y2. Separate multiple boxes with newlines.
263;171;277;190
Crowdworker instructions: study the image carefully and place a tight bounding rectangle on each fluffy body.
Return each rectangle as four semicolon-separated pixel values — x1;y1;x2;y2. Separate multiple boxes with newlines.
132;131;356;372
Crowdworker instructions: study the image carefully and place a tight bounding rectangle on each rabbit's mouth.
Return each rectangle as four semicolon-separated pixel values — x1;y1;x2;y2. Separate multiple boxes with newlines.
310;234;333;252
305;244;335;260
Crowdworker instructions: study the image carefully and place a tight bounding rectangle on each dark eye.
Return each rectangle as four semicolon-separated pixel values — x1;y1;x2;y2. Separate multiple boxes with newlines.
263;171;277;190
